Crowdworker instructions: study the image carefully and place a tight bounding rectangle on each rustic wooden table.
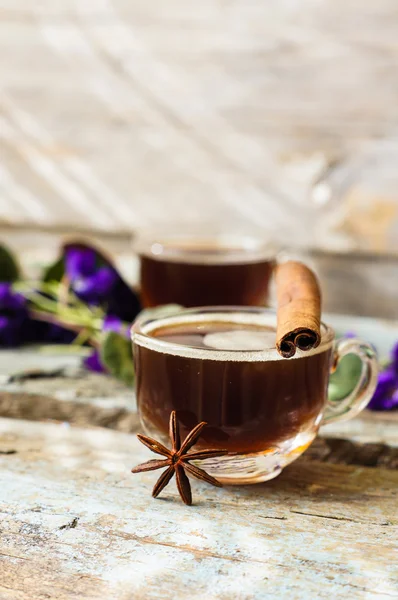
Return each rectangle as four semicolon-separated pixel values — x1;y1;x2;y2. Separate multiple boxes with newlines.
0;349;397;599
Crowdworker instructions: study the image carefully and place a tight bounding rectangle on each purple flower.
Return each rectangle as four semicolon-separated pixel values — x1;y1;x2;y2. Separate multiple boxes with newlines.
344;331;357;339
0;283;29;347
368;342;398;411
388;388;398;410
368;368;398;411
103;314;129;339
65;247;117;305
392;342;398;375
65;247;96;279
103;314;123;334
83;315;131;373
65;246;140;321
83;349;104;373
0;284;76;347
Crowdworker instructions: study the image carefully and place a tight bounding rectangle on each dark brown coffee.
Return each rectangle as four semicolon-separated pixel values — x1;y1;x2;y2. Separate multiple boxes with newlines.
134;319;332;453
138;240;275;308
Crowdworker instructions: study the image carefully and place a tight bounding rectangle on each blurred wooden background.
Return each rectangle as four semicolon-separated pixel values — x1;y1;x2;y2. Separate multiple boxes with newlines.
1;0;398;254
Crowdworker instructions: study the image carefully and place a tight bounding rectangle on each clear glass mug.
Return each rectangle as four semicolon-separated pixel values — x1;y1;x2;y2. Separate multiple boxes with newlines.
131;307;378;484
134;232;277;308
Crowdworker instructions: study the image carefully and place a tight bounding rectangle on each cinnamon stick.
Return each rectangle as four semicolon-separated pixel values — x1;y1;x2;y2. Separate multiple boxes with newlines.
275;261;321;358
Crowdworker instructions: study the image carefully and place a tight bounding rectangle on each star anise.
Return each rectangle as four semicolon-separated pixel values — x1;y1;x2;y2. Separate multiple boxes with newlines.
131;411;228;505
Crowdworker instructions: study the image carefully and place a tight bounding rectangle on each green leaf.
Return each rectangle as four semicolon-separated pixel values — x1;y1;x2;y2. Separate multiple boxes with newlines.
0;244;20;282
43;256;65;283
100;331;135;386
328;353;362;403
119;362;135;387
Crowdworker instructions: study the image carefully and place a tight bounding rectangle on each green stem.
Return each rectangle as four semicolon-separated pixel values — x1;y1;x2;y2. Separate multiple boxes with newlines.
17;281;102;322
29;309;102;336
72;328;93;347
20;289;59;313
14;281;130;354
39;345;91;356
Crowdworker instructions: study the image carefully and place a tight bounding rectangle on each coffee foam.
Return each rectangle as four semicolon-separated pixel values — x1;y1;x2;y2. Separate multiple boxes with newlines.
132;312;334;362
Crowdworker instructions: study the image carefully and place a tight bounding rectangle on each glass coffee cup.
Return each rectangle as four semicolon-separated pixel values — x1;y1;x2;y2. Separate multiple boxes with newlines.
131;307;378;484
135;233;276;308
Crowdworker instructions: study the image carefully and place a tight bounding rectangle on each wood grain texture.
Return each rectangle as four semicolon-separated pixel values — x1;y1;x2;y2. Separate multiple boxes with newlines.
1;1;398;252
1;350;397;465
0;417;397;600
2;386;398;469
0;347;397;599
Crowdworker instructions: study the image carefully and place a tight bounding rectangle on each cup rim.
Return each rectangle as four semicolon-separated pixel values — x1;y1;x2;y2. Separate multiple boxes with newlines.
133;232;279;265
131;306;335;362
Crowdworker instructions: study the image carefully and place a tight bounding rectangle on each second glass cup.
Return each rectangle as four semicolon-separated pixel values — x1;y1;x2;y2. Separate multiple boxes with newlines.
135;233;276;308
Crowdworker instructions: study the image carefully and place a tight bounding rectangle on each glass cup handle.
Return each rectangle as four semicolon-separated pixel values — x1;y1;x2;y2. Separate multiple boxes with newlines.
322;338;379;425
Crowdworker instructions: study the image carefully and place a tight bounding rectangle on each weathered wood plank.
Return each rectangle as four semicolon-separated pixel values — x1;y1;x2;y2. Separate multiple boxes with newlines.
307;437;398;469
0;417;397;600
1;346;398;467
1;342;397;469
2;384;398;469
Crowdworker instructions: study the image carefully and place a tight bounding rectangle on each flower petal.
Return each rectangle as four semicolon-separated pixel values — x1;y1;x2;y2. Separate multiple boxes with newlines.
65;247;96;278
72;267;117;304
383;387;398;410
392;342;398;375
83;350;106;373
103;315;123;335
0;284;26;311
0;318;26;347
92;267;118;295
0;285;29;347
0;283;12;305
368;368;397;411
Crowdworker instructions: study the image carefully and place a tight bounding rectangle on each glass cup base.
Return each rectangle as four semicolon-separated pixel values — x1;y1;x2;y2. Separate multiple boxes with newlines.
190;431;317;485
